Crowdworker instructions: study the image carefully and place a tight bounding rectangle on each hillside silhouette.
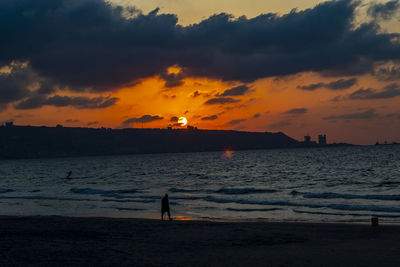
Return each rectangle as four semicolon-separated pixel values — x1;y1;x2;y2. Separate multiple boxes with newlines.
0;124;300;159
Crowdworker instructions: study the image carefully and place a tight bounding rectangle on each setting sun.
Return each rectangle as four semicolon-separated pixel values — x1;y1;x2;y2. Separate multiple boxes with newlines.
178;117;188;127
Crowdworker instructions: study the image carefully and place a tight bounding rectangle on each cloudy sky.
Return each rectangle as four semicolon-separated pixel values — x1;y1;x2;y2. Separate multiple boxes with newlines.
1;0;400;144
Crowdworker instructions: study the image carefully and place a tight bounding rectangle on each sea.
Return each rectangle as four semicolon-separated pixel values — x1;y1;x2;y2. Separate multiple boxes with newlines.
0;145;399;224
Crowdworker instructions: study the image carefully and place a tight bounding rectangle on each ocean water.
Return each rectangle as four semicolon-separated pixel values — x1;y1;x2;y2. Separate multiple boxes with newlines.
0;145;399;223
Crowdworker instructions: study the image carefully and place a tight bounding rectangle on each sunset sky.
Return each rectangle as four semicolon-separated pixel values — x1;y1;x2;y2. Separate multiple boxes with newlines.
1;0;400;144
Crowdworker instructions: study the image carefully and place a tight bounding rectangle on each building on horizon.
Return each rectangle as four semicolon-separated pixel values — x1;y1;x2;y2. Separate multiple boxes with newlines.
318;134;327;145
302;135;317;146
187;125;198;131
5;121;14;127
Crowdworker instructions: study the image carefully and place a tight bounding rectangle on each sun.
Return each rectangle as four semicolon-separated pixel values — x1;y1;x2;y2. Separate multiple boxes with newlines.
178;117;188;127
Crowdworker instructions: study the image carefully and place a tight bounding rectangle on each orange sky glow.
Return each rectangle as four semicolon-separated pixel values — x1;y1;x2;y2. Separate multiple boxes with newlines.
4;67;400;145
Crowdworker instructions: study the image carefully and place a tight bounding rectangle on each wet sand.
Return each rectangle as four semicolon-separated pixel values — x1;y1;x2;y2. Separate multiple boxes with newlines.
0;216;399;266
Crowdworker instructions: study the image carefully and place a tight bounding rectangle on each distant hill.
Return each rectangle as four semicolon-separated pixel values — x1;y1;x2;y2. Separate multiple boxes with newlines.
0;125;299;159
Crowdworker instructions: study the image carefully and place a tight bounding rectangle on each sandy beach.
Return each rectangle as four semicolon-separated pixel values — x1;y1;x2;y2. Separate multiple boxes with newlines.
0;216;399;266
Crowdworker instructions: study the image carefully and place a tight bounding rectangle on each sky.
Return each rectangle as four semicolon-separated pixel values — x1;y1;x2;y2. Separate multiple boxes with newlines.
1;0;400;145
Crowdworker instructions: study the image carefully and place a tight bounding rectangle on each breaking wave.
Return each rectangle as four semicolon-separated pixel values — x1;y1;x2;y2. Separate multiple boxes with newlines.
203;196;400;213
169;187;276;195
291;191;400;201
70;188;138;195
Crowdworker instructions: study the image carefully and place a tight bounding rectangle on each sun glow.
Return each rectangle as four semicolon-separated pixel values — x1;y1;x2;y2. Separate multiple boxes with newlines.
223;147;234;159
178;117;188;126
167;65;182;74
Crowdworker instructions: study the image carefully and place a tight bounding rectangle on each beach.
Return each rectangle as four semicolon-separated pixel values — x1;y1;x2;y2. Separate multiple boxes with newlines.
0;216;399;266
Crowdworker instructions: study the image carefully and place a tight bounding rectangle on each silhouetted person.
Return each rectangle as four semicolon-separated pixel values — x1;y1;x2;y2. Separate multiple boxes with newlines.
161;194;172;221
66;171;72;179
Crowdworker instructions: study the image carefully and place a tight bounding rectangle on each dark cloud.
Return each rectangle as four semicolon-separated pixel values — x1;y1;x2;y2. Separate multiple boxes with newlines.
373;65;400;81
218;85;250;97
15;95;118;110
65;119;80;123
0;0;399;95
284;108;308;114
253;113;261;118
14;94;46;110
123;115;164;125
0;65;32;105
87;121;99;126
297;82;325;91
349;83;400;100
367;0;400;21
48;95;118;109
268;121;292;130
170;116;179;122
36;82;57;95
226;119;246;125
323;109;379;120
326;78;358;90
205;97;240;105
385;113;400;120
223;99;255;110
0;1;179;92
331;96;343;102
159;70;185;88
201;115;218;120
297;78;357;91
191;91;201;98
191;90;212;98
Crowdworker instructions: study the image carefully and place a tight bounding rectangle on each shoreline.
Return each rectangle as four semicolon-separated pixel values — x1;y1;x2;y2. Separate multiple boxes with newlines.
2;211;399;225
3;213;396;225
1;214;398;226
0;215;399;266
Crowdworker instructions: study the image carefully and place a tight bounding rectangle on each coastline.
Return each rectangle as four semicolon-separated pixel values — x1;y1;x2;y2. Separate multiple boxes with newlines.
0;215;399;266
0;124;361;160
0;143;359;161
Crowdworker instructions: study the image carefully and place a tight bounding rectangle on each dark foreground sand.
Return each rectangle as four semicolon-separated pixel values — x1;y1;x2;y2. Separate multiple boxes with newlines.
0;216;399;266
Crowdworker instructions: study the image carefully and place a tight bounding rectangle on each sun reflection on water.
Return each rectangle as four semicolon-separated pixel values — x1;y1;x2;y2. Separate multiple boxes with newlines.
223;148;234;159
